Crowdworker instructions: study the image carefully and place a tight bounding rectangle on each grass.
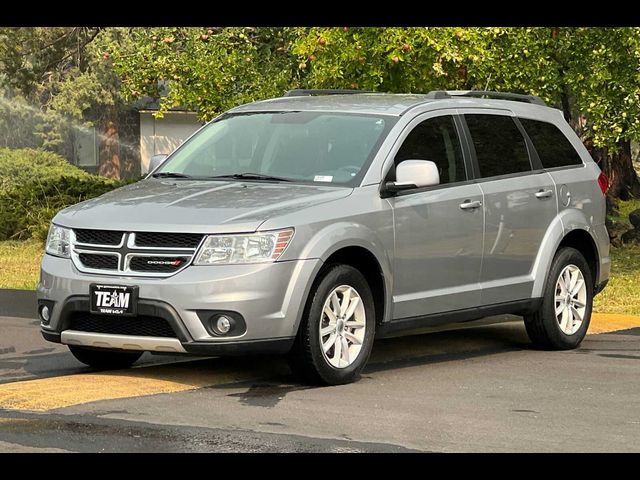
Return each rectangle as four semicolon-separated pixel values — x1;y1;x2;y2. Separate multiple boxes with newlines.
0;240;42;289
609;197;640;226
594;244;640;315
1;212;639;315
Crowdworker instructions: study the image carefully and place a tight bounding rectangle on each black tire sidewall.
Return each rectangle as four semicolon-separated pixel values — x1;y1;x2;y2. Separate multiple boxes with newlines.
302;264;376;385
540;247;594;349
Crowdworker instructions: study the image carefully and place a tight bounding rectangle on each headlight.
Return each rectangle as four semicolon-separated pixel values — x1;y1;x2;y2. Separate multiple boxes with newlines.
194;228;294;265
45;224;71;258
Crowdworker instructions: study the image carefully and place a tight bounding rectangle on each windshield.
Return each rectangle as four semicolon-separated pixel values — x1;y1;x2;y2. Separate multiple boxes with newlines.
155;111;395;186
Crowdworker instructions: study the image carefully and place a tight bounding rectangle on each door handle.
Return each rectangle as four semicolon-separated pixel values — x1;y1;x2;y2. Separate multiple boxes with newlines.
459;199;482;210
535;189;554;199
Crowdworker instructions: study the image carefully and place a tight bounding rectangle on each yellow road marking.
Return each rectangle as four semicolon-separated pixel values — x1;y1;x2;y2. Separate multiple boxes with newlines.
0;360;270;412
589;313;640;334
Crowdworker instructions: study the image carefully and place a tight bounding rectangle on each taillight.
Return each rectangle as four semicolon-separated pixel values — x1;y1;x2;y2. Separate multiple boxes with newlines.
597;172;609;195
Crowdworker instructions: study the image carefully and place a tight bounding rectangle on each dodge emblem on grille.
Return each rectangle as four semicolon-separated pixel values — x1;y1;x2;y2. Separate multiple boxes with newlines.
146;259;183;267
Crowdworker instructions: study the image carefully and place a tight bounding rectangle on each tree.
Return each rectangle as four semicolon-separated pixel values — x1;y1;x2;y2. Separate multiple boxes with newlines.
0;27;127;178
563;28;640;199
0;27;102;99
292;27;640;199
106;27;301;121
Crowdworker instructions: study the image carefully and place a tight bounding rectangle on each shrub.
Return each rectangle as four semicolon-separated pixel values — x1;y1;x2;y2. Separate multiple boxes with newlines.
0;148;131;241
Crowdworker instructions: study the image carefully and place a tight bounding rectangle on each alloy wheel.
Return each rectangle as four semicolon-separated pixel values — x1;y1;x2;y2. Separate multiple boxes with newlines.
554;264;588;335
319;285;366;368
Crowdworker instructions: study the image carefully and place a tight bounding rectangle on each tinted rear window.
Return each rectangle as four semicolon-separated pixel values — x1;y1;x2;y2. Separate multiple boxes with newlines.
520;118;583;169
464;114;531;178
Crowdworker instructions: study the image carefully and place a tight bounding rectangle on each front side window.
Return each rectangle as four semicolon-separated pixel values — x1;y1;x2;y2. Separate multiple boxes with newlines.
156;111;395;186
519;118;583;169
464;114;532;178
394;115;466;185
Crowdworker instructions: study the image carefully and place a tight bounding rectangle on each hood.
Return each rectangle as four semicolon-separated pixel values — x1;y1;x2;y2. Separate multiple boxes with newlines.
54;179;353;233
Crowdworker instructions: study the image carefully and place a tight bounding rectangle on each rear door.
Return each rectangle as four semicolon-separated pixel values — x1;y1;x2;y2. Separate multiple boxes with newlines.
461;111;557;305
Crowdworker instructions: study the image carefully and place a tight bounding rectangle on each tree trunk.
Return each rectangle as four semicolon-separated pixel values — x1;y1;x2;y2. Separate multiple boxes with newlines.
588;139;640;200
98;111;121;179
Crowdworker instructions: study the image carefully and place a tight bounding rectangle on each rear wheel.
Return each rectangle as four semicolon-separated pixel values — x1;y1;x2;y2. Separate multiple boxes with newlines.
68;345;142;370
524;247;593;350
288;264;376;385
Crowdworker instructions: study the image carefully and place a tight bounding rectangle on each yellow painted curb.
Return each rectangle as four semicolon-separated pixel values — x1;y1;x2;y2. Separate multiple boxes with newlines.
0;360;267;412
589;313;640;334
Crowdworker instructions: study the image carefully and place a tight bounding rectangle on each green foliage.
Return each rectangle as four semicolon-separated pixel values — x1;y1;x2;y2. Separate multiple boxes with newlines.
609;198;640;227
0;90;72;151
106;26;640;152
1;27;639;193
294;27;499;93
293;27;640;151
0;148;129;241
0;27;121;130
0;239;42;289
105;27;300;121
593;244;640;315
563;28;640;148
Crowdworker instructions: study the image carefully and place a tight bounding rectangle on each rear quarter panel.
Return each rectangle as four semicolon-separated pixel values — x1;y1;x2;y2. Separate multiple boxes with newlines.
520;110;610;293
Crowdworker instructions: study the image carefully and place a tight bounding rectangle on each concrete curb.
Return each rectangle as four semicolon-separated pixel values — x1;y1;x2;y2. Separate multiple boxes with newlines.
0;289;37;319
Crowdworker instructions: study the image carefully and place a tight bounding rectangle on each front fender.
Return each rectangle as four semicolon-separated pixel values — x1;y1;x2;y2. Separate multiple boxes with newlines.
296;222;394;326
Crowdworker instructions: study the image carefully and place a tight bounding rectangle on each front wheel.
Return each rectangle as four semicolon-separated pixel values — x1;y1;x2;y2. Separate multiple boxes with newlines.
524;247;593;350
68;345;142;370
288;264;376;385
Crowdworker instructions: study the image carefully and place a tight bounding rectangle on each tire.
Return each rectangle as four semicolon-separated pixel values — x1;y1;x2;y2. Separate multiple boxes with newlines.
68;345;142;370
288;264;376;385
524;247;594;350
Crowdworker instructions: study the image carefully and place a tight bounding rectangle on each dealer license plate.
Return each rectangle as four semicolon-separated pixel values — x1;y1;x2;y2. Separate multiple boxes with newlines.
89;284;138;316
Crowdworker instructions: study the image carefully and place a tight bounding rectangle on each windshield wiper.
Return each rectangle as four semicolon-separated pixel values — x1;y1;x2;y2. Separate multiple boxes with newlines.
207;172;292;182
151;172;192;179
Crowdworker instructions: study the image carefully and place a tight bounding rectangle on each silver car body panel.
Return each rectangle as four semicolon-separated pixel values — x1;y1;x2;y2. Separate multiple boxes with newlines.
40;93;610;353
55;181;353;233
40;254;322;343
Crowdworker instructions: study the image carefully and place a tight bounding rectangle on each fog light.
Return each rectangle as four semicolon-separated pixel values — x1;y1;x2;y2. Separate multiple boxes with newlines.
40;305;50;323
216;315;232;334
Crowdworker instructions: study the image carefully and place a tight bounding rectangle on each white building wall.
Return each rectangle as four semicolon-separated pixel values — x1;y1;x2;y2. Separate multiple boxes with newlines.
139;111;203;173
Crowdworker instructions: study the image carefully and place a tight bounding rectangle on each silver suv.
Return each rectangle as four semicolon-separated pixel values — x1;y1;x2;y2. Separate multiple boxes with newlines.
39;90;610;385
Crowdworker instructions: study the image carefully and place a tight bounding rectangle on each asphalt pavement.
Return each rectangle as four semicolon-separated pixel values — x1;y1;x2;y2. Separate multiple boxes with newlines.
1;313;639;452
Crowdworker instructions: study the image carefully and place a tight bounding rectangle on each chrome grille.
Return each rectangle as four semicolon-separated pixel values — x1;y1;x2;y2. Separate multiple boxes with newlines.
71;230;204;277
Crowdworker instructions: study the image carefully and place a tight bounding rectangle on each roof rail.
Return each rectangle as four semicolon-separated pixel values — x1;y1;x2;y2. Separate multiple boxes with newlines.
283;89;374;97
426;90;546;106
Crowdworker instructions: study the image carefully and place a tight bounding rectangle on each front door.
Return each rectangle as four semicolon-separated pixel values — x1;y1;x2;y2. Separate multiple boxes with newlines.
389;114;484;319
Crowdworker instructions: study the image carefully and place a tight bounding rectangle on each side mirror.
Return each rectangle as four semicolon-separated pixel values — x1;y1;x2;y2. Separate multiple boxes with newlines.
384;160;440;195
149;153;169;173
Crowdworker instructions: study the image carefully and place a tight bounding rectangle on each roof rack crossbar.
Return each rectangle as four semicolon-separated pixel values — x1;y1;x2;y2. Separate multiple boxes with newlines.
283;89;374;97
426;90;546;106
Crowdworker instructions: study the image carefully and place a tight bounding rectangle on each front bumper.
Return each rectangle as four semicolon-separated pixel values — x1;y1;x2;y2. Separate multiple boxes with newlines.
38;254;322;354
